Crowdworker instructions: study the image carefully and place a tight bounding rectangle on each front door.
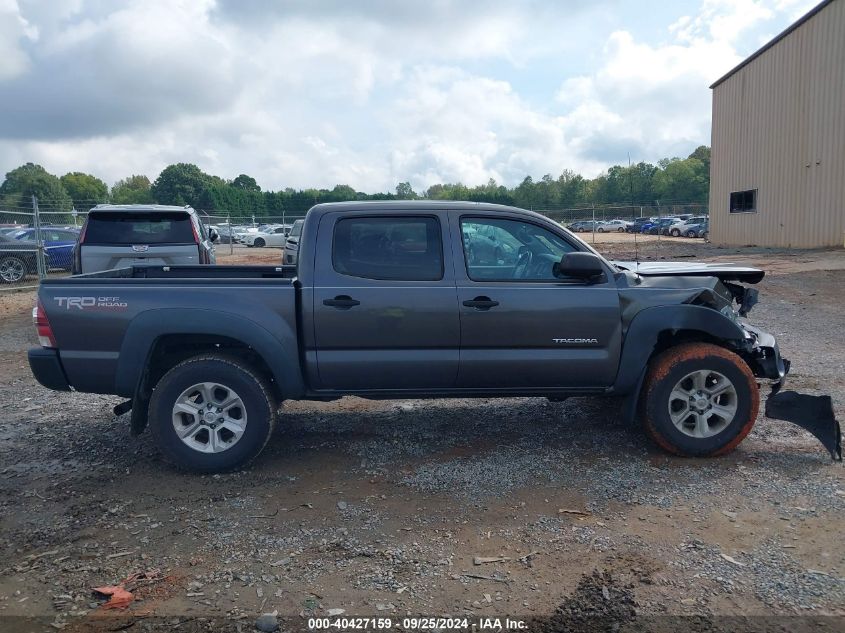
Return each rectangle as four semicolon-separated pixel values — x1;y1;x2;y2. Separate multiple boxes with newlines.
454;215;622;390
312;212;460;391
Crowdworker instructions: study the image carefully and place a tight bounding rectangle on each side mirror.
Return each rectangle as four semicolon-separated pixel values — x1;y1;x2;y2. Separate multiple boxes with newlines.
209;228;219;242
553;252;605;282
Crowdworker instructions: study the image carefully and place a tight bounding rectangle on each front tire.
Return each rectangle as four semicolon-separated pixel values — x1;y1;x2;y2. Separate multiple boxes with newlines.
640;343;759;457
0;256;28;283
254;238;266;247
149;355;277;473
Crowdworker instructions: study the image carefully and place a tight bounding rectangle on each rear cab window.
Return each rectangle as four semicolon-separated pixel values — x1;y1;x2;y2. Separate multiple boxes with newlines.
332;216;443;281
84;212;195;244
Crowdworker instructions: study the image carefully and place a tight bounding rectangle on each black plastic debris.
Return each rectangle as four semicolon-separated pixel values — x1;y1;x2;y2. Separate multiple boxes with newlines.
765;391;842;461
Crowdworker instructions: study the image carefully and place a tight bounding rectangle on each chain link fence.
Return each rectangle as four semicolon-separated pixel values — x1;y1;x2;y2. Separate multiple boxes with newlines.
0;198;707;290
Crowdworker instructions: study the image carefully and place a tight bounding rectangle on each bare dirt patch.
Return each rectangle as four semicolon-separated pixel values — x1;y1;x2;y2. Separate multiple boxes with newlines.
0;249;843;631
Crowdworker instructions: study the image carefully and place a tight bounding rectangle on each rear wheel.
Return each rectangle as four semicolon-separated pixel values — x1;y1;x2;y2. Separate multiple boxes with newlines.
670;229;681;237
640;343;759;457
149;355;277;473
702;231;709;240
618;227;625;233
686;230;696;238
597;227;605;233
0;256;27;283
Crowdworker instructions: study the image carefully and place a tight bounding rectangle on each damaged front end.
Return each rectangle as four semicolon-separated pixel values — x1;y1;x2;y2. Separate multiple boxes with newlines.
615;261;841;460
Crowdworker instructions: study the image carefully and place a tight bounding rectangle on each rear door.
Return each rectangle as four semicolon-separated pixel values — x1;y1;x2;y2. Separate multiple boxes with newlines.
80;211;200;273
454;215;622;390
311;211;460;391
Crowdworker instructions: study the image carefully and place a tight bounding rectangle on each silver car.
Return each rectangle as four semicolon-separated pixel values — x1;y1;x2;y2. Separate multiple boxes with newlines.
283;219;304;265
73;205;218;274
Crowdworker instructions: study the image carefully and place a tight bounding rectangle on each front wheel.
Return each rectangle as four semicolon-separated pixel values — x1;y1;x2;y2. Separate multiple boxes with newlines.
0;256;28;283
149;355;277;473
640;343;759;457
597;227;605;233
670;229;680;237
618;227;625;233
253;238;266;247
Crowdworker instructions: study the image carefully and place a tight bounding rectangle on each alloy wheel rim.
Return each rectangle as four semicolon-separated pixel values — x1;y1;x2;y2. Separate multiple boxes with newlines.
667;369;738;438
0;257;25;282
172;382;248;453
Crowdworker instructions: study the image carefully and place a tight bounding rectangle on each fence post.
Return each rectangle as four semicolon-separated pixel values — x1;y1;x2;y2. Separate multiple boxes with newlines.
32;195;47;281
591;204;596;244
227;214;233;256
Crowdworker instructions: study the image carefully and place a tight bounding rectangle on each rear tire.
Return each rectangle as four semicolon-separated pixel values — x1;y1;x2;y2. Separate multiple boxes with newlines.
618;227;625;233
640;343;759;457
149;354;277;473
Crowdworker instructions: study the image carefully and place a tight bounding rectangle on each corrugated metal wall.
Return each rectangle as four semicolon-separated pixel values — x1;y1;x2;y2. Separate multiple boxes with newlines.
710;0;845;248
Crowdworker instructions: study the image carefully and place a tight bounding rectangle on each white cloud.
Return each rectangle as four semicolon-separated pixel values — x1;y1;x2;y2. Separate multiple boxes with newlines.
0;0;823;194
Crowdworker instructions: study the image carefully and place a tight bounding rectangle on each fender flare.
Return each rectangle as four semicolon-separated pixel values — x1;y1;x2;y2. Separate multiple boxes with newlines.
114;308;304;399
614;304;746;395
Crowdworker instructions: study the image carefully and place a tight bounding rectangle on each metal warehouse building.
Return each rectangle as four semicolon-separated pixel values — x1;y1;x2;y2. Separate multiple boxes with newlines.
709;0;845;248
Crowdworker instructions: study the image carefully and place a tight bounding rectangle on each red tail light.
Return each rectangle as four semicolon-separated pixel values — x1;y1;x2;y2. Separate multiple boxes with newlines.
32;300;57;348
78;218;88;244
190;218;201;244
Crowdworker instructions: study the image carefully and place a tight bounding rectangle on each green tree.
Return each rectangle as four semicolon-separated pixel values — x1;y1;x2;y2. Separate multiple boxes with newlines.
111;175;154;204
60;172;109;210
0;162;72;211
652;158;709;203
395;182;417;199
151;163;211;207
232;174;261;192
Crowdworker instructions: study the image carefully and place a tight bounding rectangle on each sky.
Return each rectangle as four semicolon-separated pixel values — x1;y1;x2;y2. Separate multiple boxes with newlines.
0;0;820;193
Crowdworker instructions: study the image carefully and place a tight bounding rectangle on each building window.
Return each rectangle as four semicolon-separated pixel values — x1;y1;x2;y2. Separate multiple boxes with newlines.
729;189;757;213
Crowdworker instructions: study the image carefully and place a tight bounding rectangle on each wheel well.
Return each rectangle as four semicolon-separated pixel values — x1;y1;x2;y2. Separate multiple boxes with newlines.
141;334;281;403
650;329;731;362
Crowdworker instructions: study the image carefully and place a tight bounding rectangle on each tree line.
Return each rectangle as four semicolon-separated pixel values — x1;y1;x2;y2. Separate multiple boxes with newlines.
0;146;710;218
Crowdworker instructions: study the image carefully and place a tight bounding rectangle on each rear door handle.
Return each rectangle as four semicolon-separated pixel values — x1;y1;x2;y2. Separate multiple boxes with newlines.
462;296;499;310
323;295;360;309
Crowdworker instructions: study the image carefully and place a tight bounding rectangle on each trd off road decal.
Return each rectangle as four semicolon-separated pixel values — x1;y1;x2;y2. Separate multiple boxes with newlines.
54;296;128;310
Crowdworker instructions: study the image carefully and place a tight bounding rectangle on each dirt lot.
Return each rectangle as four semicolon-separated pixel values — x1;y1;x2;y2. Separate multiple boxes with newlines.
0;239;843;632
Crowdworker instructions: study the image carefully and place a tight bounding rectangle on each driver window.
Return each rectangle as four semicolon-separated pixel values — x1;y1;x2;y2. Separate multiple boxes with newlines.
460;217;575;281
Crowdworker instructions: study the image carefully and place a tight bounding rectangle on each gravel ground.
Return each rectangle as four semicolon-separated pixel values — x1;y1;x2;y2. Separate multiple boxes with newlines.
0;242;843;632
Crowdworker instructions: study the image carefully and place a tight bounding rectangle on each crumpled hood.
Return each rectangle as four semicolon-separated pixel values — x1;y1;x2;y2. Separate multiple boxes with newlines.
611;260;764;284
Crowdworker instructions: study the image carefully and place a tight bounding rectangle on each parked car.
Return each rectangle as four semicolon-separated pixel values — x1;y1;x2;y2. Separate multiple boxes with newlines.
0;226;27;236
666;216;709;237
0;234;46;283
565;220;599;232
208;225;237;244
72;205;218;274
684;220;709;239
596;219;631;233
29;201;793;473
242;225;289;247
645;218;682;235
283;219;305;265
13;227;79;270
626;217;655;233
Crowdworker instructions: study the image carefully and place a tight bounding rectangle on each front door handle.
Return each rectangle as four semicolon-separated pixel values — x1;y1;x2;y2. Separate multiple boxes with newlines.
323;295;360;309
463;296;499;310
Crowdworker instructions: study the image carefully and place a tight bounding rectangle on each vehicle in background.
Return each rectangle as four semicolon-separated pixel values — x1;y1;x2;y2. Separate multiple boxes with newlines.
208;225;237;244
29;201;791;473
684;220;709;239
462;221;520;265
12;227;79;270
231;226;259;243
0;234;48;283
626;217;655;233
667;216;709;237
565;220;600;232
72;205;218;274
596;219;631;233
283;219;305;265
0;226;27;236
242;225;289;247
645;218;682;235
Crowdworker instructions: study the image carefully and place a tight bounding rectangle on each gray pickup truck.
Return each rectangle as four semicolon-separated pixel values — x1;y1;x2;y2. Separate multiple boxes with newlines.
29;201;789;472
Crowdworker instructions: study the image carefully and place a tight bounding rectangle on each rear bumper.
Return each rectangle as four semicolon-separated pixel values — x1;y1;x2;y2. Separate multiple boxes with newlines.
28;348;71;391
